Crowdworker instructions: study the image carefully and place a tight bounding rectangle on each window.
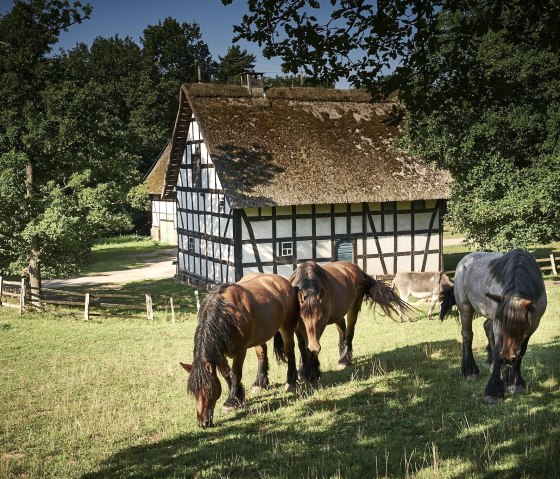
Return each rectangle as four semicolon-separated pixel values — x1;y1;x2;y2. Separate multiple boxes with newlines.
280;241;293;257
188;237;194;252
335;239;354;262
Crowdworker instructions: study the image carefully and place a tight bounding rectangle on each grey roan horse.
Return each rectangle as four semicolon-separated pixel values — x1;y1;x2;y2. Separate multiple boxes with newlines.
440;249;547;403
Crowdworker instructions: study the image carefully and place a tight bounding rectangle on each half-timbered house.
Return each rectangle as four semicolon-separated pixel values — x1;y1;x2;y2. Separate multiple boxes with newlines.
162;80;451;285
144;141;177;245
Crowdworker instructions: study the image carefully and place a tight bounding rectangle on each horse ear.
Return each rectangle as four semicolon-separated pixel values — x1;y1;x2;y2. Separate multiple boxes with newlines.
518;298;533;310
486;293;504;303
317;288;325;301
180;362;193;373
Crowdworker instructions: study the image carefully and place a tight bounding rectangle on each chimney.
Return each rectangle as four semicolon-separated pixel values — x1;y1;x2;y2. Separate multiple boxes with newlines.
241;71;265;97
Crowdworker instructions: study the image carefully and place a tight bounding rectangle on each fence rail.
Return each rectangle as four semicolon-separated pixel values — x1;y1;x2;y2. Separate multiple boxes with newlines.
0;275;199;321
1;252;557;319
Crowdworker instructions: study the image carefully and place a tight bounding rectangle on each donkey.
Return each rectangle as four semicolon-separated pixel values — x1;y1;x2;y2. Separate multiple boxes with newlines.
391;271;453;320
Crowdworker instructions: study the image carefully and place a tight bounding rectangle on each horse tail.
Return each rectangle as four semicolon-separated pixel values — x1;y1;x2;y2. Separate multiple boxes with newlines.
363;273;411;320
273;331;287;363
439;286;456;321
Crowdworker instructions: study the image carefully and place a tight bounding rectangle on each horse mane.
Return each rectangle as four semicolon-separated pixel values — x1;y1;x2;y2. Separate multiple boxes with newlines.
289;261;327;291
489;249;543;301
187;283;241;396
488;249;544;330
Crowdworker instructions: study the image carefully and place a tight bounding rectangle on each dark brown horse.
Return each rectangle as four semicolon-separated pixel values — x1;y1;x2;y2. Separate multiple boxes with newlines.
181;273;299;427
440;249;547;403
289;261;409;380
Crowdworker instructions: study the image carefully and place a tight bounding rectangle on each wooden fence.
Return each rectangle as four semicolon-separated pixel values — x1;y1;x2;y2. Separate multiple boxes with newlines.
0;276;200;321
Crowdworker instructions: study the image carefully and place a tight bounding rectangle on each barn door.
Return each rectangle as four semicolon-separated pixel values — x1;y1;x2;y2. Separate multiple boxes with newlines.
159;220;177;245
335;239;354;262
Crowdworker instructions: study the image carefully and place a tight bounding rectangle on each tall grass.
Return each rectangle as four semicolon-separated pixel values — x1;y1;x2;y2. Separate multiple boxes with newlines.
1;284;559;479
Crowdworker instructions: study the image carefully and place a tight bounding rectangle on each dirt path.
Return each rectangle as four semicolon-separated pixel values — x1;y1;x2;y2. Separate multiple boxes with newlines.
443;237;465;246
44;249;176;288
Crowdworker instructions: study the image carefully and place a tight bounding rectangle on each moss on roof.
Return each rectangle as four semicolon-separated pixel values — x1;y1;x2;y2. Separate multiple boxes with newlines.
165;84;451;208
144;141;171;196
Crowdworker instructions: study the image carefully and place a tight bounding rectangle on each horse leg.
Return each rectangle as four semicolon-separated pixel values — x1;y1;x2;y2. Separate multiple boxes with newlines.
335;318;349;366
485;333;505;404
460;305;479;380
251;344;269;395
223;349;247;412
217;356;232;391
504;335;531;394
338;303;359;369
279;326;297;393
296;324;320;382
483;318;494;367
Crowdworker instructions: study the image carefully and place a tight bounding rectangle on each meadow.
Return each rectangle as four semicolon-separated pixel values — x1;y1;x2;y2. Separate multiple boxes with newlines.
1;280;559;479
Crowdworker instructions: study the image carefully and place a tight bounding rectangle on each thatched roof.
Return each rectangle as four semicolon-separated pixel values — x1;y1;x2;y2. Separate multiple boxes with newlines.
164;84;451;208
145;141;171;196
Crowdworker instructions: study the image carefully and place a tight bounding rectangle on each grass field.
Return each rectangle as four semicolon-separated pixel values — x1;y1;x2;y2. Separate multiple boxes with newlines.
1;282;559;478
85;235;173;275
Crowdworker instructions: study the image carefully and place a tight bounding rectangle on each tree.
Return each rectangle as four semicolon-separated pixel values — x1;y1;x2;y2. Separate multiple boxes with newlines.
216;45;256;84
0;1;143;293
223;0;560;249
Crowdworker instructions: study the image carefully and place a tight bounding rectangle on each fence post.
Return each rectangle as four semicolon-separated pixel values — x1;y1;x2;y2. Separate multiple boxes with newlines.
20;278;26;314
84;293;90;321
550;254;558;275
195;290;200;312
170;297;176;323
145;294;153;320
0;276;3;307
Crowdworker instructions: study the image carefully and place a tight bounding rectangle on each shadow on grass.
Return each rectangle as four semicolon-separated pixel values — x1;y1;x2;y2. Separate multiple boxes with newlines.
81;339;560;479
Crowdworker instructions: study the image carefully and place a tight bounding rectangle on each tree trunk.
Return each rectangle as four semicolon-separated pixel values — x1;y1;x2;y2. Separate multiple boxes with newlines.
26;162;41;307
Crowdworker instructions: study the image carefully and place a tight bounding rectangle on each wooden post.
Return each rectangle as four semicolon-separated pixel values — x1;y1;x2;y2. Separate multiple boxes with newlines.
551;254;558;275
84;293;90;321
20;277;26;314
146;294;153;320
170;297;176;323
0;276;3;307
194;290;200;312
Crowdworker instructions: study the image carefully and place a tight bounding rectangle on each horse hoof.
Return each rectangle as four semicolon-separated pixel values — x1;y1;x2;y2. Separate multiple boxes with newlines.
466;374;479;381
508;385;525;395
251;386;263;395
284;383;295;393
337;362;349;370
485;395;503;405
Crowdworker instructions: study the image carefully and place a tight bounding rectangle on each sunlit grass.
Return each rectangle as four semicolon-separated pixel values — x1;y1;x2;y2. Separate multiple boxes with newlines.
1;285;559;478
84;235;174;275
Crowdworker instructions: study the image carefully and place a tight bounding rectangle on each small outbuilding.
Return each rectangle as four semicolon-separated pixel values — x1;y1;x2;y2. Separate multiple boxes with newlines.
144;141;177;245
162;78;451;285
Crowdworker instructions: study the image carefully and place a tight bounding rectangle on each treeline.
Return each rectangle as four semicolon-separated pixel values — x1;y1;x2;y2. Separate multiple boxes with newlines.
0;1;325;287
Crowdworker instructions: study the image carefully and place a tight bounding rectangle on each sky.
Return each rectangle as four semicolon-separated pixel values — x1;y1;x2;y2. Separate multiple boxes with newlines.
0;0;287;75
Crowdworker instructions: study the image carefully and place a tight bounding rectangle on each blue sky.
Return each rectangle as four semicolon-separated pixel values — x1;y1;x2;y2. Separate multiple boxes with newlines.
1;0;286;74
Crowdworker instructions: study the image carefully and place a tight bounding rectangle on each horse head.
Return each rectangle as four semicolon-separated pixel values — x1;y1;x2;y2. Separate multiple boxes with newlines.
486;293;535;364
297;287;328;353
181;361;222;428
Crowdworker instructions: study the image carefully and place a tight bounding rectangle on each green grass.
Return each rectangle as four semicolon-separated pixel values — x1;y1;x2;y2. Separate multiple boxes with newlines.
84;235;174;275
1;285;559;479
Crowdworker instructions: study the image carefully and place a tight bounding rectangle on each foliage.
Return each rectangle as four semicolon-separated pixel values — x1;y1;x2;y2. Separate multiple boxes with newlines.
0;4;215;279
223;0;560;250
215;45;256;84
1;283;559;478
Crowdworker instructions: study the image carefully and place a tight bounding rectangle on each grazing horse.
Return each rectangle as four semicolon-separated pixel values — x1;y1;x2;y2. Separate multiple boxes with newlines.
181;273;299;428
440;249;547;404
289;261;409;380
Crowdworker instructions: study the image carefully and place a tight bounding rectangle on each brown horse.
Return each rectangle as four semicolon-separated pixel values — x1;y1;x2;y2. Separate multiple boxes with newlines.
181;273;299;428
289;261;409;380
